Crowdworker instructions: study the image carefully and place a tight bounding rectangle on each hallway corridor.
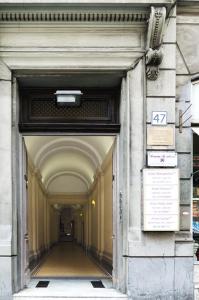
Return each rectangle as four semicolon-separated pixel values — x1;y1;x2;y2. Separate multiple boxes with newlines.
33;242;108;278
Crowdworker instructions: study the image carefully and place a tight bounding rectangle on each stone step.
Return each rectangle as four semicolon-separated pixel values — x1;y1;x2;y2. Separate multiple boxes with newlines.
13;289;128;300
13;296;128;300
13;279;128;299
13;294;128;300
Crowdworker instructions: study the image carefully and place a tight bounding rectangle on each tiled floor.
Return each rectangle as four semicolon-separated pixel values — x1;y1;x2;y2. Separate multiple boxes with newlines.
13;244;128;299
33;242;108;278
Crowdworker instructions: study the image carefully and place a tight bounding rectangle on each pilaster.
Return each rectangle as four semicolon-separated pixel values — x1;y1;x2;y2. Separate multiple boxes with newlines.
97;172;105;259
126;5;193;299
0;59;12;256
96;172;101;256
0;59;14;299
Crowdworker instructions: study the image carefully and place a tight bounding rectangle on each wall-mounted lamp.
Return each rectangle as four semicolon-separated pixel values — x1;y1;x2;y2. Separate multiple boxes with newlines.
80;212;83;217
91;199;96;207
54;90;82;107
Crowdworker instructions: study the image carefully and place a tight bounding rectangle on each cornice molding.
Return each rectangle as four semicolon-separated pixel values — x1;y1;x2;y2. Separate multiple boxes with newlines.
0;10;148;23
0;0;175;5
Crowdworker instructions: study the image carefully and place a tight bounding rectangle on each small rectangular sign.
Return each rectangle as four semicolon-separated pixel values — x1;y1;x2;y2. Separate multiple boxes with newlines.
143;169;179;231
147;151;177;167
147;126;174;146
152;111;167;125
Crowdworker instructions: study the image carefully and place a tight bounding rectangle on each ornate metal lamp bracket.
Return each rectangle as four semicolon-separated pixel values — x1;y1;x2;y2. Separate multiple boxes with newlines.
146;6;166;80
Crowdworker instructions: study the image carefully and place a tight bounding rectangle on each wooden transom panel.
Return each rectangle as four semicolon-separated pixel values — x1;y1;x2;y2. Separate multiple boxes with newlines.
19;88;120;133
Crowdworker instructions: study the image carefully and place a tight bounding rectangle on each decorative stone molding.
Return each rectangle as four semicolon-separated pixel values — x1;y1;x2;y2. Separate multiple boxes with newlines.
146;6;166;80
146;47;163;80
0;10;148;23
0;60;11;81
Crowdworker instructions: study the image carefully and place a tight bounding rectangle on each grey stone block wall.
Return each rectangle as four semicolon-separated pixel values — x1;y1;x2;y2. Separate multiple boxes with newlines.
0;257;16;300
127;257;193;300
126;4;193;299
176;7;192;234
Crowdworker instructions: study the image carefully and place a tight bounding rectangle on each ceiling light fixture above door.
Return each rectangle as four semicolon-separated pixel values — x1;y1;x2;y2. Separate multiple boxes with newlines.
54;90;82;107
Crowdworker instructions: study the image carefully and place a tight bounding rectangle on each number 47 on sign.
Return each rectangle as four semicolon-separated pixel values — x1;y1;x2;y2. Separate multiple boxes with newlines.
152;111;167;125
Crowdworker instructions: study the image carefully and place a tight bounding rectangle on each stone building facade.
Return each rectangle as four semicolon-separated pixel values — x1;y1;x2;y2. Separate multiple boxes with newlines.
0;0;198;299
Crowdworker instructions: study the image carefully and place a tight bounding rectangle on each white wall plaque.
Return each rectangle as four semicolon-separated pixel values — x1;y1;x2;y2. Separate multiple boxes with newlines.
143;169;179;231
152;111;167;125
147;151;177;167
147;126;174;146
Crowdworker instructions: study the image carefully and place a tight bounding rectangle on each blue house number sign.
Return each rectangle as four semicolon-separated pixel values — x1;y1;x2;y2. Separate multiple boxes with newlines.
152;111;167;125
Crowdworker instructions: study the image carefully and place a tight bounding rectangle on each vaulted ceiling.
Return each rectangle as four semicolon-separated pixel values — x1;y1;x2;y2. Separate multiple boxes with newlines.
25;136;115;194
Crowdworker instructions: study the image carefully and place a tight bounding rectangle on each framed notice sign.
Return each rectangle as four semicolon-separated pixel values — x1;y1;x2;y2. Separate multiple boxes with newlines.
143;169;179;231
147;151;177;167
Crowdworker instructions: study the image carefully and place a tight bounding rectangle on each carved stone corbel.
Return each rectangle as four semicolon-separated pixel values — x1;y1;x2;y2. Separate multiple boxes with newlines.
146;6;166;80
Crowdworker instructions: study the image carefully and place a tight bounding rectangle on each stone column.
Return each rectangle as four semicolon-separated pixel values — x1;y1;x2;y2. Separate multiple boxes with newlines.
43;196;47;250
99;172;105;259
0;59;15;299
31;173;37;259
96;171;104;258
84;203;89;250
35;174;39;257
88;197;92;250
46;201;50;249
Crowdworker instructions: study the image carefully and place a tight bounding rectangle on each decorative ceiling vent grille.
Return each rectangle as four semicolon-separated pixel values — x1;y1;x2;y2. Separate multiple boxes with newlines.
31;99;109;120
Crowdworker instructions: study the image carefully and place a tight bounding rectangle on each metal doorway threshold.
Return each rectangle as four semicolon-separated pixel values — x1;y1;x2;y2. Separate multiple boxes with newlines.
13;278;128;299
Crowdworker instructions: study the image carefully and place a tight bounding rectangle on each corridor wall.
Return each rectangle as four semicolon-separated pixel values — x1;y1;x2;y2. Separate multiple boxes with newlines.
27;157;59;263
50;206;60;246
88;148;113;265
